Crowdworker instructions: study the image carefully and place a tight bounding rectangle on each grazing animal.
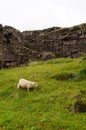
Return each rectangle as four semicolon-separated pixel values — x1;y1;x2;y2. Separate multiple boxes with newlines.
17;79;38;91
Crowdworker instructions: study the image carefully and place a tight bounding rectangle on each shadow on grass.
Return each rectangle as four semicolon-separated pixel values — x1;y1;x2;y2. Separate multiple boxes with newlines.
51;72;80;81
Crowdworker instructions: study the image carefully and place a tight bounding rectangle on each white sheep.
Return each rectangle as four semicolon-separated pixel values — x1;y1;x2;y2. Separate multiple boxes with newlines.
17;79;38;91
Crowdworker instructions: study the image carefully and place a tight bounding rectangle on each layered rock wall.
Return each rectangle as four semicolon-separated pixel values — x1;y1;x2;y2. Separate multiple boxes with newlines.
22;24;86;60
0;23;86;68
0;25;29;68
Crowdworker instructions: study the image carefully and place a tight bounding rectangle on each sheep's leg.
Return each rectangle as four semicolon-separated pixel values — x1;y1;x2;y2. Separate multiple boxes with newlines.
17;84;20;89
27;88;29;91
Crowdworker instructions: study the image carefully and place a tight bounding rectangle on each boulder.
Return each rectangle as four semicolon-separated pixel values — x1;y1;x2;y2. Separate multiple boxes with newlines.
38;51;56;61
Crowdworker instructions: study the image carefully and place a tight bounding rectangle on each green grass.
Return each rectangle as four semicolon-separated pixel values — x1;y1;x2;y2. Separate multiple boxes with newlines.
0;57;86;130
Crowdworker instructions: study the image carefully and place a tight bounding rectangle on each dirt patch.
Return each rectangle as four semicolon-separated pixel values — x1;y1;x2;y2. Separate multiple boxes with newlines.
74;90;86;112
67;90;86;113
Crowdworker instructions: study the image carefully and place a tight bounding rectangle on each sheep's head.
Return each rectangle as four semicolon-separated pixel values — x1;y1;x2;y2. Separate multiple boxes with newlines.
32;82;38;87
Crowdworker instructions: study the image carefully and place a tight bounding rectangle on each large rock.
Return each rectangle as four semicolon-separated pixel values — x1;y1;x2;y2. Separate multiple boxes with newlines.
38;51;55;61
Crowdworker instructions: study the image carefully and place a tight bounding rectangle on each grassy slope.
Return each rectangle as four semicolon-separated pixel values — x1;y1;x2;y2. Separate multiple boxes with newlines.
0;58;86;130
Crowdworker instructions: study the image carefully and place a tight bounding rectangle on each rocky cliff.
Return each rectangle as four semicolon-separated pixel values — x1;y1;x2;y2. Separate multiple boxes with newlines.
0;24;29;68
0;23;86;68
22;24;86;60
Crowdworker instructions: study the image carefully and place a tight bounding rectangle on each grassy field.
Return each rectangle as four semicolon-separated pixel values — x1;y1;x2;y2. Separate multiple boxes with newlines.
0;57;86;130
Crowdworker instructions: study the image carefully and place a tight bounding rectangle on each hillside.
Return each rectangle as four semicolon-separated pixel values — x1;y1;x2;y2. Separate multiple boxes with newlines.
0;23;86;69
0;57;86;130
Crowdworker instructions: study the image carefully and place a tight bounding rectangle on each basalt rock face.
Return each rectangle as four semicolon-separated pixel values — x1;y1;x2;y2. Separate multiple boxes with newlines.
0;25;29;68
22;24;86;60
0;23;86;68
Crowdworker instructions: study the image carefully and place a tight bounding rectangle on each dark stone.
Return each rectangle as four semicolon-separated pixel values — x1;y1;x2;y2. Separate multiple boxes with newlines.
38;51;56;61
